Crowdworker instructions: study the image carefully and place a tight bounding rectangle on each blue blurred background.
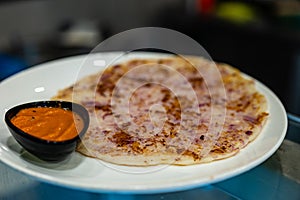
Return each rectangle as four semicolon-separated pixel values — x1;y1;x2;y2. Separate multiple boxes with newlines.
0;0;299;116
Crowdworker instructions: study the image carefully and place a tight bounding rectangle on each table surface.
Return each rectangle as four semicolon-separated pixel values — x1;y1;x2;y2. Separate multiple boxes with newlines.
1;138;299;200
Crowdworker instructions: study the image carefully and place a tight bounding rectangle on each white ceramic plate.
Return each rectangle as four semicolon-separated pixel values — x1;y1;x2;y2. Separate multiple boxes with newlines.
0;52;287;193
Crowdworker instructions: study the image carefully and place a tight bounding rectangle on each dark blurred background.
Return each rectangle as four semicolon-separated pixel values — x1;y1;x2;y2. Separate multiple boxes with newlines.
0;0;300;117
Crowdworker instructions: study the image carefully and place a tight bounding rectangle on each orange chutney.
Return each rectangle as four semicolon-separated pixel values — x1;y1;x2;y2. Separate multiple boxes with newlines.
11;107;84;142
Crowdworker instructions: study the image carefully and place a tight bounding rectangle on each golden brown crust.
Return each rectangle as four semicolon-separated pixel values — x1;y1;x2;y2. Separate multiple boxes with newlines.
52;55;268;166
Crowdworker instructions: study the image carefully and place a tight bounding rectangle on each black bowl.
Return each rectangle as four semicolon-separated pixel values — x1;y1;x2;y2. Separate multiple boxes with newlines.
5;101;90;162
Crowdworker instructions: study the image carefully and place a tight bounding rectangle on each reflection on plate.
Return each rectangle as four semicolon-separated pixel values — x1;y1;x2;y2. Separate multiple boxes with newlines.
0;52;287;193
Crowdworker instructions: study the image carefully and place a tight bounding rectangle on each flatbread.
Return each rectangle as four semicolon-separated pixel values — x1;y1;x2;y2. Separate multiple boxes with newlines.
52;55;268;165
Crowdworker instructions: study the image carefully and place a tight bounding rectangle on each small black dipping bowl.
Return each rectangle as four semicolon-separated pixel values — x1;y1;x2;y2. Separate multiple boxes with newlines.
5;101;90;162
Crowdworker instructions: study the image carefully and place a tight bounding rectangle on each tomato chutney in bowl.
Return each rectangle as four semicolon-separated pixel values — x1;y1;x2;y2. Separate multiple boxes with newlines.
5;101;90;162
